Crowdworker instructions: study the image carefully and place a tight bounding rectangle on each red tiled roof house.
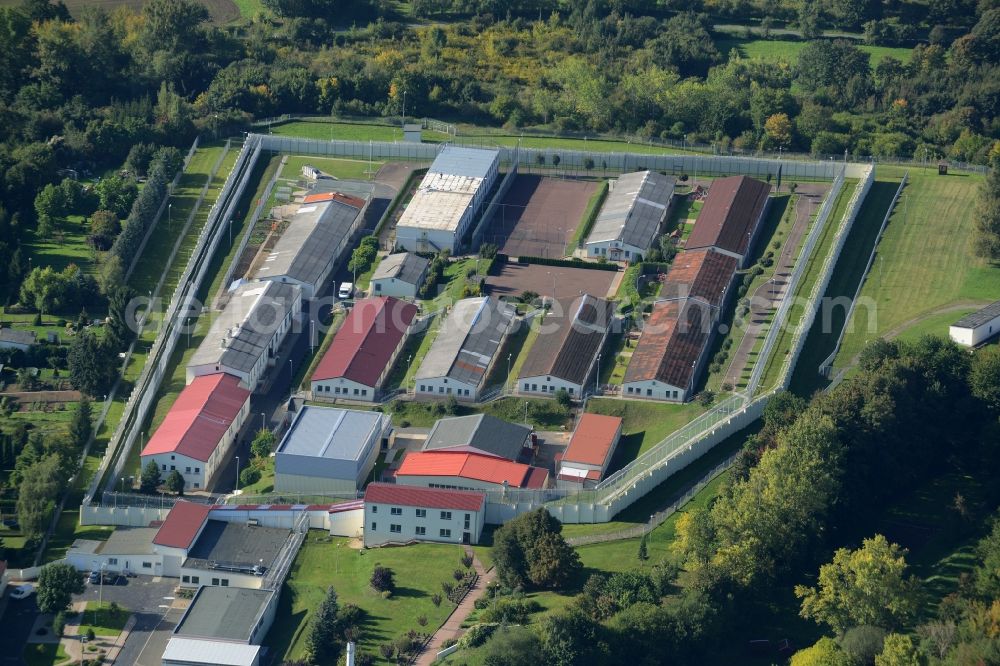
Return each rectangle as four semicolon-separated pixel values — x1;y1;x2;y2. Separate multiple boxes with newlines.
557;414;623;489
311;297;418;402
363;483;486;546
141;374;251;491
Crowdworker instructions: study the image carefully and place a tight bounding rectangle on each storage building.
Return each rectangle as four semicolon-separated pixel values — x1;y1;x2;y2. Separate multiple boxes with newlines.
370;252;430;299
584;171;675;261
421;414;532;461
415;297;514;401
685;175;771;268
659;248;739;316
274;405;390;493
311;297;418;402
395;146;500;253
556;414;623;489
949;300;1000;346
395;450;549;492
363;483;486;546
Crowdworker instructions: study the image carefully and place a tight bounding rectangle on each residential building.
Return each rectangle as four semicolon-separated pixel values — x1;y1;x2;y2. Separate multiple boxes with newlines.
556;414;623;489
187;281;302;391
949;300;1000;346
364;483;486;546
311;297;418;402
274;405;390;493
585;171;676;261
140;373;250;491
370;252;430;299
658;248;739;318
415;297;514;401
685;175;772;268
153;501;213;578
252;192;366;299
0;328;36;352
395;146;500;253
622;299;714;402
67;527;161;576
518;294;614;397
395;451;549;492
421;414;532;461
179;519;290;590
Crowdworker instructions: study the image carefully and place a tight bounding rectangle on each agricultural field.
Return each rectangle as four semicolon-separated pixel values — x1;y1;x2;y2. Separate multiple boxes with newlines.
835;168;999;368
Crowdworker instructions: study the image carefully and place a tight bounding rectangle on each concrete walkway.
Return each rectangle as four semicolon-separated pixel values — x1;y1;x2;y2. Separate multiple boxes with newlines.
415;549;494;666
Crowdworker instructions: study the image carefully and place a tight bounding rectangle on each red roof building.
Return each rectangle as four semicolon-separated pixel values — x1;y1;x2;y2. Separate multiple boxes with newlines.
558;414;623;488
363;483;489;546
303;191;367;208
311;297;418;401
394;451;549;490
153;501;211;550
140;373;251;490
364;483;486;512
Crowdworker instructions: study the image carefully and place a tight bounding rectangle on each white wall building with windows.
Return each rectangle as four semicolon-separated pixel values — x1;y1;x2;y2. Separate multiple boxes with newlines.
363;483;486;546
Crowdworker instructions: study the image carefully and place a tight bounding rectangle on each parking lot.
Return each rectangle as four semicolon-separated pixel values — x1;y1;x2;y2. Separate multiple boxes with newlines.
486;262;621;301
483;175;599;258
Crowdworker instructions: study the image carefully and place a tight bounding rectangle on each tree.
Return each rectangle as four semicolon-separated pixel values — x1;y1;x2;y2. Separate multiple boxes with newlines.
36;562;84;614
250;428;276;459
798;0;823;39
89;210;121;251
106;286;135;352
796;535;919;634
68;330;118;397
875;633;922;666
34;182;67;237
140;459;161;493
239;467;261;487
306;586;342;663
974;154;1000;261
17;454;63;539
370;565;395;594
493;508;581;590
791;637;853;666
69;398;92;449
764;113;793;148
638;534;648;561
840;626;888;665
553;388;571;408
540;609;608;666
165;470;184;495
481;626;543;666
93;174;138;219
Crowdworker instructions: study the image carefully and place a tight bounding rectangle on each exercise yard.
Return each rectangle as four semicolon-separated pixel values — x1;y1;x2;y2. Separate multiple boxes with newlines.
483;175;599;258
486;261;620;302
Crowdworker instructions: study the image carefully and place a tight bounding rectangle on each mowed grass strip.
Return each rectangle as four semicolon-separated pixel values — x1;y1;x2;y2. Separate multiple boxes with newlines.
267;533;465;663
716;36;913;66
837;169;999;364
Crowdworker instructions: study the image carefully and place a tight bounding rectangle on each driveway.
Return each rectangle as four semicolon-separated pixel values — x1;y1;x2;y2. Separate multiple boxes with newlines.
117;604;186;666
0;592;38;666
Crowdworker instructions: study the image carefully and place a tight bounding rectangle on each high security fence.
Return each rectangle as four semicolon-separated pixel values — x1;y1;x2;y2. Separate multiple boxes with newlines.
86;135;264;504
255;134;850;182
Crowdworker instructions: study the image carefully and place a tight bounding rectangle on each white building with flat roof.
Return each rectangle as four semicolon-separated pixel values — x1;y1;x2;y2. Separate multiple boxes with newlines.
274;405;391;493
395;146;500;253
949;300;1000;347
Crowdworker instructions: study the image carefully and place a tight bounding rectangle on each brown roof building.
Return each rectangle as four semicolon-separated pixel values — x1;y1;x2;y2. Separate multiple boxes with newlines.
518;294;614;397
556;414;623;488
659;248;739;313
622;299;714;402
686;175;771;267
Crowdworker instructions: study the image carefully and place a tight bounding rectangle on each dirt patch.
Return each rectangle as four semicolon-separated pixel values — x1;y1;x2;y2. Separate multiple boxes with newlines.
486;262;618;301
482;175;598;258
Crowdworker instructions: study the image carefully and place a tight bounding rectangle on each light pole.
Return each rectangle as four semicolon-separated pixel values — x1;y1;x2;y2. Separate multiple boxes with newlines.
507;353;512;390
288;359;293;400
595;353;601;393
310;320;315;355
168;203;172;233
235;456;241;492
260;412;266;431
229;219;233;247
524;401;528;425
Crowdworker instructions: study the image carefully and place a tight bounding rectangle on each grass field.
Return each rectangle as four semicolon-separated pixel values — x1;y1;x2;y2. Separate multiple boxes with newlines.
717;36;913;66
585;398;707;474
82;601;130;637
22;642;70;666
565;180;609;254
836;169;999;366
267;532;465;663
279;155;383;182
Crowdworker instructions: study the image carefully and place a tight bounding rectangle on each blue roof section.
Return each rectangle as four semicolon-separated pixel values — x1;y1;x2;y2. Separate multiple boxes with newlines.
277;406;385;463
429;146;499;179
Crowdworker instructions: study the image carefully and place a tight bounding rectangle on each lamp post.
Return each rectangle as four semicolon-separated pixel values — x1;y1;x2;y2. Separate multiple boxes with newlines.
168;203;172;234
507;353;512;390
595;353;601;393
310;320;315;355
229;219;233;247
235;456;241;492
261;412;266;431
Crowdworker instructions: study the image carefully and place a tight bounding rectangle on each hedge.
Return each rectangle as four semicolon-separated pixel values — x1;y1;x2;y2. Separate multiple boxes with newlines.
111;148;183;266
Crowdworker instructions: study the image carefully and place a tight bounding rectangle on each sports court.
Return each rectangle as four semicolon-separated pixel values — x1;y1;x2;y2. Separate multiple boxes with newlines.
487;262;620;301
484;175;599;258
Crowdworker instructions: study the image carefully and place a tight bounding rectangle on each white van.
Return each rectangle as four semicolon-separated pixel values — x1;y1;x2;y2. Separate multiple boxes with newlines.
338;282;354;300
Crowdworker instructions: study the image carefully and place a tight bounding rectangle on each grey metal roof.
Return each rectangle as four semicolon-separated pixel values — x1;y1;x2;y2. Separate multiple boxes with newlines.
174;586;274;641
953;300;1000;329
429;146;499;179
371;252;430;286
253;199;362;290
416;297;514;387
276;406;385;462
163;639;261;666
184;520;289;572
189;282;300;375
96;527;158;556
423;414;530;460
587;171;675;251
518;294;614;386
0;329;36;345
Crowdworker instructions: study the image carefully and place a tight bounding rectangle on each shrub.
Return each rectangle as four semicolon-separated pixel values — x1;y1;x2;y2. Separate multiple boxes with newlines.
239;467;261;487
85;627;95;641
461;554;474;568
378;643;395;660
697;390;716;406
370;565;395;594
441;581;453;596
460;624;496;648
52;611;66;637
431;593;442;607
453;569;465;581
721;382;734;392
417;615;427;626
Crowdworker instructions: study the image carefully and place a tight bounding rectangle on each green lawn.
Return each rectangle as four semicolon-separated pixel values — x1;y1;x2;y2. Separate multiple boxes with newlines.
382;396;570;429
566;180;609;255
279;155;384;182
717;36;913;66
836;169;1000;367
266;532;466;663
230;0;267;18
81;601;130;637
585;398;708;473
22;642;70;666
388;316;442;394
270;121;408;143
481;316;539;391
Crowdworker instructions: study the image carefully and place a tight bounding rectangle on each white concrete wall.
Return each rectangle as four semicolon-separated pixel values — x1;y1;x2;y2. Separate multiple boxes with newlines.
80;504;170;526
329;509;364;537
310;376;377;402
209;507;338;531
363;502;484;546
395;227;458;254
66;551;164;576
274;473;362;494
179;567;264;589
622;380;686;402
371;277;419;300
414;377;479;401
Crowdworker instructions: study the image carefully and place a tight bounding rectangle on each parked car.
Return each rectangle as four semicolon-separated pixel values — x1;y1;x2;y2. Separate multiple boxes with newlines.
87;571;101;584
10;584;34;600
338;282;354;300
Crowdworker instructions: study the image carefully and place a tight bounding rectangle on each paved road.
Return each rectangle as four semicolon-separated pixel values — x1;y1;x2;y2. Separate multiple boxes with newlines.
119;605;185;666
0;593;37;666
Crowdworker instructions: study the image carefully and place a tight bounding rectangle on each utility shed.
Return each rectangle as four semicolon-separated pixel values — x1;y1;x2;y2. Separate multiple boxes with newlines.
415;297;514;401
949;300;1000;346
274;405;390;492
395;146;500;253
370;252;430;299
557;413;623;489
584;171;675;261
